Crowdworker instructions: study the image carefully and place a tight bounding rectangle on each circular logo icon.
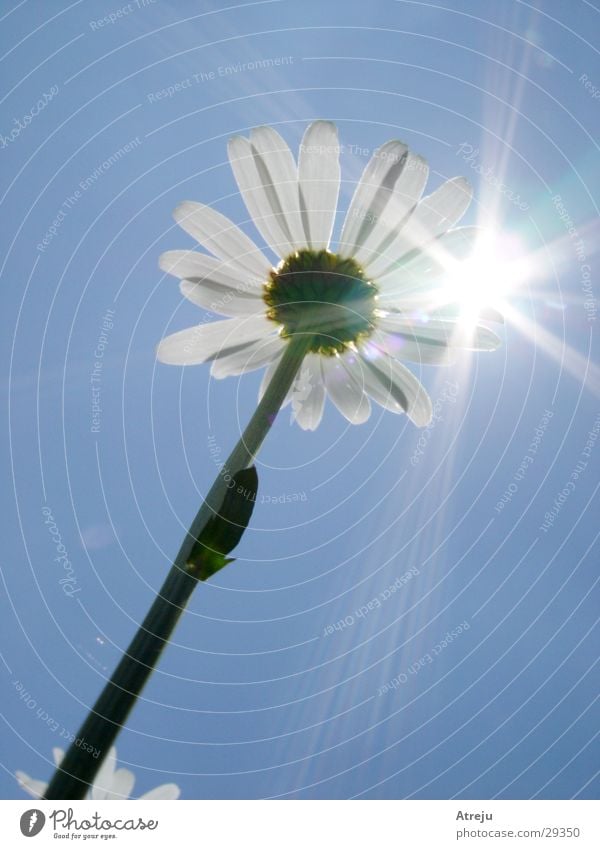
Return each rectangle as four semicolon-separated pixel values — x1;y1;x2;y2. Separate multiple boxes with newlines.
20;809;45;837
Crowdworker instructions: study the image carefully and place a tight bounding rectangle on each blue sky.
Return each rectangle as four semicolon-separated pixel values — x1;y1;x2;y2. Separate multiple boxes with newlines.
1;0;598;800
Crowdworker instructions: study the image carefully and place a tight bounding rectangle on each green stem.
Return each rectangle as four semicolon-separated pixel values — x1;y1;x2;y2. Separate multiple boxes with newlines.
44;334;311;800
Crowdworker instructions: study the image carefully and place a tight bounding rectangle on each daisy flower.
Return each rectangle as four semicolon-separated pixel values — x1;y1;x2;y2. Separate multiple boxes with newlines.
41;124;505;801
157;121;500;430
16;747;180;800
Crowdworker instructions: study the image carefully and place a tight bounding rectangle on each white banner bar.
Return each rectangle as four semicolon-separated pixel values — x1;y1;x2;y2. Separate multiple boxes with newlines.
1;800;597;847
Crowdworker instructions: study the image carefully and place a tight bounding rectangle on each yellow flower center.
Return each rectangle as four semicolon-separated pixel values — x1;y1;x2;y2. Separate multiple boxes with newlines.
263;249;378;355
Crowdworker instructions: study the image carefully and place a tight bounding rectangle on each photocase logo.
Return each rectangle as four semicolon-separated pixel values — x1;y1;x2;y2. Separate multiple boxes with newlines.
20;809;45;837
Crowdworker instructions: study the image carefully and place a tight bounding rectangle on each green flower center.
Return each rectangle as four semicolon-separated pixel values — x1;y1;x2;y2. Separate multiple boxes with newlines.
263;249;378;355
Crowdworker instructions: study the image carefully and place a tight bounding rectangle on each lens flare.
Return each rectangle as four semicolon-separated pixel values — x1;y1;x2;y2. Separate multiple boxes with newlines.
441;231;533;327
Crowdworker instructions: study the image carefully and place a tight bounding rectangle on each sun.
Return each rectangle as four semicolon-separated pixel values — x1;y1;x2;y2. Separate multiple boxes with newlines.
441;231;532;327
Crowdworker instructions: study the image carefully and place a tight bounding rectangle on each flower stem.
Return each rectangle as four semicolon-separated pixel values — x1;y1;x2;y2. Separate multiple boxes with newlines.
43;334;312;800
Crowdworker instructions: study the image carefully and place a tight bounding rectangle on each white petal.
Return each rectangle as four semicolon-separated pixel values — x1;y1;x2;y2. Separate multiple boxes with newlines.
322;355;371;424
250;126;306;249
210;335;283;378
157;316;273;366
91;747;117;800
100;768;135;800
179;279;263;318
339;140;408;256
15;771;47;799
428;302;505;323
366;177;472;278
377;316;501;352
376;227;479;304
290;353;326;430
376;330;456;364
357;359;409;412
377;315;460;338
298;121;340;249
160;251;257;290
172;201;272;280
359;348;432;426
163;248;266;317
139;782;181;800
460;324;502;350
228;135;295;257
354;152;429;266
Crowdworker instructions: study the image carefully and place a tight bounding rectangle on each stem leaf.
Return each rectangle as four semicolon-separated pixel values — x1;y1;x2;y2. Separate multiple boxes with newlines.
187;466;259;578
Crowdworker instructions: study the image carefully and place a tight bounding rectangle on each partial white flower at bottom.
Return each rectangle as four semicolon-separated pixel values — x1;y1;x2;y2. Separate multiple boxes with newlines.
16;747;180;800
157;121;502;430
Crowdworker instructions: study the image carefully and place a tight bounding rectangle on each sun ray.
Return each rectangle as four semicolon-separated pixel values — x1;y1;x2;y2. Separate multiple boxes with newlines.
500;302;600;397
